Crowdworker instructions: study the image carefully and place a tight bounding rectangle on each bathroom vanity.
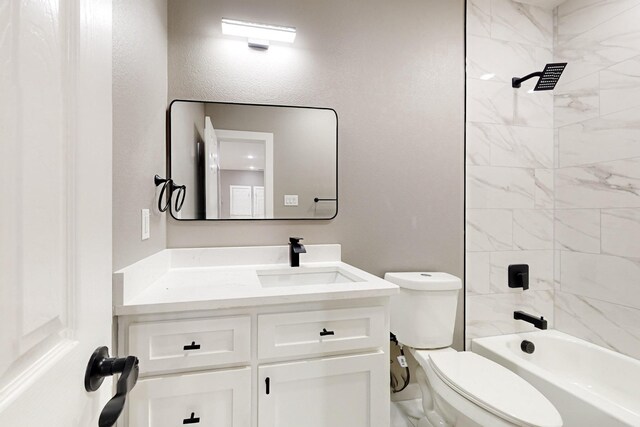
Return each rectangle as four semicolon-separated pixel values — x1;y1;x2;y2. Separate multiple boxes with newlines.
113;245;397;427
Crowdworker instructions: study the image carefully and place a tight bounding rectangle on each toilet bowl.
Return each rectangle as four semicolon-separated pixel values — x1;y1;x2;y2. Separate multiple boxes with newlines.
385;272;562;427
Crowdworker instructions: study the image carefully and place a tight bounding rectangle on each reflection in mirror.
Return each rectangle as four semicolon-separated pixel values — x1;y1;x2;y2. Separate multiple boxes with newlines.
169;101;337;220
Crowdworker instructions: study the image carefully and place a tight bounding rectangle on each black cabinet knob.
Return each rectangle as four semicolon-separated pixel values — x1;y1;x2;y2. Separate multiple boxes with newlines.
183;412;200;424
320;328;335;337
184;341;201;351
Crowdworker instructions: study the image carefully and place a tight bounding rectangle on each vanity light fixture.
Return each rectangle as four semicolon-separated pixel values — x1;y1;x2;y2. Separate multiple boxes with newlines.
221;18;296;49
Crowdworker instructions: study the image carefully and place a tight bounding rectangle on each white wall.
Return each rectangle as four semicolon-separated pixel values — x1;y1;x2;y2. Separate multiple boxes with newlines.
167;0;466;349
113;0;168;270
466;0;555;346
554;0;640;360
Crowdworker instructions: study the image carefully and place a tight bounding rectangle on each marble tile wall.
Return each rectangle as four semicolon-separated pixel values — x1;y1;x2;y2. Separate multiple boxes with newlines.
466;0;556;347
554;0;640;360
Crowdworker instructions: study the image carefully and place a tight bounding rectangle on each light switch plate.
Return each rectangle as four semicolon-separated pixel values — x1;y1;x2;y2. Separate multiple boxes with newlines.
284;195;299;206
141;209;150;240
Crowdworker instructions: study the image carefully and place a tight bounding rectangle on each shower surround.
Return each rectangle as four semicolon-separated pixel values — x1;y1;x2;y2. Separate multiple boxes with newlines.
466;0;640;359
466;0;555;348
553;0;640;359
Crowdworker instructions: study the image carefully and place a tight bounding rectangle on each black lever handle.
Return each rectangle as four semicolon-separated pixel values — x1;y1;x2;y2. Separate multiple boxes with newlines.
183;412;201;424
320;328;335;337
85;346;139;427
184;341;201;351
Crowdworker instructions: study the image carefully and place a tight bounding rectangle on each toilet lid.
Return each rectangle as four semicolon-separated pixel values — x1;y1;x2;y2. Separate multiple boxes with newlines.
428;352;562;427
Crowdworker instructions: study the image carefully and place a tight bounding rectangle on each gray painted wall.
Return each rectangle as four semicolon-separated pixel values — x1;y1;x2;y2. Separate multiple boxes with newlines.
113;0;168;271
167;0;466;349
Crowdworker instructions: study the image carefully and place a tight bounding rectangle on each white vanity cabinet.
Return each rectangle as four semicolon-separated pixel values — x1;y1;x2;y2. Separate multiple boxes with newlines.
117;300;390;427
113;245;398;427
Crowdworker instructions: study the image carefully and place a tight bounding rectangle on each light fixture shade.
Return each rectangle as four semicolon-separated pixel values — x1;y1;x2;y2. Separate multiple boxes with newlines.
221;18;296;48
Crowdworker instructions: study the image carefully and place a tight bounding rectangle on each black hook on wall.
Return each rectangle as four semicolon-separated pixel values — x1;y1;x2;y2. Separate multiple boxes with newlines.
154;175;186;213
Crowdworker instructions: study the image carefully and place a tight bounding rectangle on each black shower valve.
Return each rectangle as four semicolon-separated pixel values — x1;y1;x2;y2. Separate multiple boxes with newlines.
508;264;529;290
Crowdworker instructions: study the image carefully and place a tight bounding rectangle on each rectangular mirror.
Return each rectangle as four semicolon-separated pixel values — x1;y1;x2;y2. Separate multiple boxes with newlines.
169;101;337;220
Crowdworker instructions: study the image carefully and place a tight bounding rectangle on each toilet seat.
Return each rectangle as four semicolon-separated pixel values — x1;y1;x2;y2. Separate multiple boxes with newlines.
417;351;561;427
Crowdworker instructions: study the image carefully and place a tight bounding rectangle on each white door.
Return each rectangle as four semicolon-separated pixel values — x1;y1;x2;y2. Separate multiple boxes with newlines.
0;0;113;425
203;116;219;219
253;186;265;218
258;352;388;427
128;368;251;427
229;185;253;218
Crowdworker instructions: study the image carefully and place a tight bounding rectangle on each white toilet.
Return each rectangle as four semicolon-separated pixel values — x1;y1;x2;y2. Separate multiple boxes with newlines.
385;272;562;427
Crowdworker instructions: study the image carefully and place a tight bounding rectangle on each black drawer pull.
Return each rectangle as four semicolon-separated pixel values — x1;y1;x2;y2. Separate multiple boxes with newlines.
265;377;270;395
320;328;335;337
183;412;200;424
183;341;201;351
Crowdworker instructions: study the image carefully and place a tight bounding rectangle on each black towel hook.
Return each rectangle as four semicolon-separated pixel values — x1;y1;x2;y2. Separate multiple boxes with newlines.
154;175;187;214
171;182;186;213
154;175;172;212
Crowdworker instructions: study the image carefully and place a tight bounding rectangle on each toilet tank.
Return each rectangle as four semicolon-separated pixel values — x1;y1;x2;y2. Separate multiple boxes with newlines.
385;272;461;349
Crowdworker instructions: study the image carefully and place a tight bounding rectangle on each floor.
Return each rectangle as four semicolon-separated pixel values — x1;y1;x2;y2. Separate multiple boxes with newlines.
390;398;424;427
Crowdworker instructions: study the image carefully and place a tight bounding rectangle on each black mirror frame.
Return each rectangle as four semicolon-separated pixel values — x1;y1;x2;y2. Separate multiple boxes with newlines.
166;99;338;221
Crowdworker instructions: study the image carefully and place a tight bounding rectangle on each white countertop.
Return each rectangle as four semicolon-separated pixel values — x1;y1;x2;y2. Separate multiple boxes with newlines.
113;245;398;316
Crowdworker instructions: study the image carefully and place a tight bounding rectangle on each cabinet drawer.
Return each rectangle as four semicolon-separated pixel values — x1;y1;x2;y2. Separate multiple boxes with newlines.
258;306;386;360
128;368;251;427
129;316;250;375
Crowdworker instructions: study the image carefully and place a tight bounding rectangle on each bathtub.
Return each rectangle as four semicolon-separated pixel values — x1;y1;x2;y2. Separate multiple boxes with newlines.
472;330;640;427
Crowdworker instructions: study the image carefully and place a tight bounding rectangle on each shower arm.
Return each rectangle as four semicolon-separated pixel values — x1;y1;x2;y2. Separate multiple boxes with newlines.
512;71;543;88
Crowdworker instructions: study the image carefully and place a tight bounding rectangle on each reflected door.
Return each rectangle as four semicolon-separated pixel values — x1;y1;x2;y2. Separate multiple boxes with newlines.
204;116;219;219
253;186;265;218
229;186;253;218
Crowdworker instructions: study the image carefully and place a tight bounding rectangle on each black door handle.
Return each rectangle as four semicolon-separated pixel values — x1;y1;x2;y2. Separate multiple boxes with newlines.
183;341;201;351
320;328;335;337
85;347;139;427
265;377;270;395
183;412;200;424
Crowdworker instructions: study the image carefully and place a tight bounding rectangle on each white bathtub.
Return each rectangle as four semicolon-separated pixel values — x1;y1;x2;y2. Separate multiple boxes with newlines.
472;330;640;427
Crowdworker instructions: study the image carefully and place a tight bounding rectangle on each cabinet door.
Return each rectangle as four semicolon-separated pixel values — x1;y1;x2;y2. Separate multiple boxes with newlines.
258;352;388;427
128;368;251;427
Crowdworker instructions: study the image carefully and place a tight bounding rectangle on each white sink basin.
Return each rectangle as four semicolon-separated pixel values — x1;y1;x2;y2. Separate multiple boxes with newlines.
257;266;365;287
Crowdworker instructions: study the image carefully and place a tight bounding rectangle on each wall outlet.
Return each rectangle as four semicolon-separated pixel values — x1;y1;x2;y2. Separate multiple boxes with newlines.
141;209;150;240
284;195;299;206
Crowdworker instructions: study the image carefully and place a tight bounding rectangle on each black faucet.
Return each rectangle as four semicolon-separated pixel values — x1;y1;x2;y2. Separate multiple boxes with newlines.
514;311;547;330
289;237;306;267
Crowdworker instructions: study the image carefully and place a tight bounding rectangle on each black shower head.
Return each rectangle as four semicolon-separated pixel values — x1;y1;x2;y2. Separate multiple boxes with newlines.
512;62;567;91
